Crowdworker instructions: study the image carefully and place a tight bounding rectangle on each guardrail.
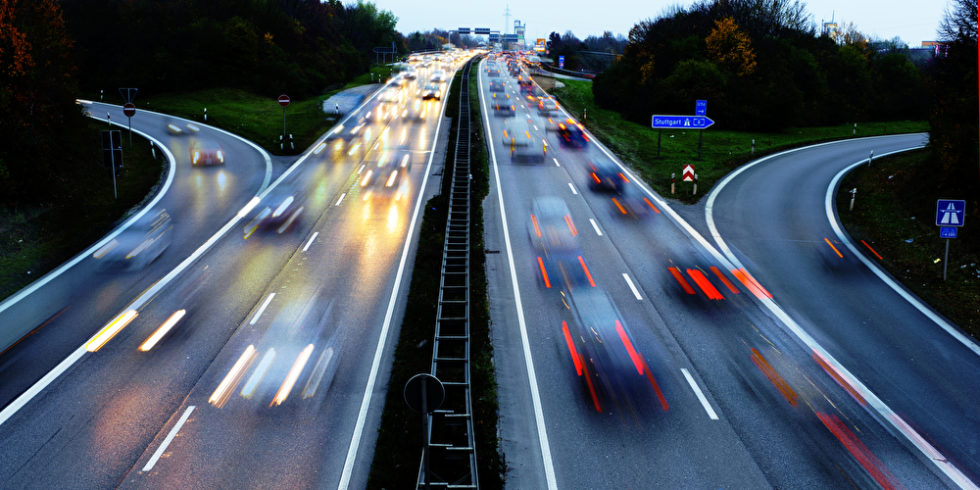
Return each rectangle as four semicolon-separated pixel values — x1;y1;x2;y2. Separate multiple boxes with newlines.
417;58;479;489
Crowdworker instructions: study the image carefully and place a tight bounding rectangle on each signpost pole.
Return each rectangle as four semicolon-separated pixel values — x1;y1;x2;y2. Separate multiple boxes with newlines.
943;239;950;281
282;106;286;142
128;116;133;145
657;130;662;158
697;130;703;161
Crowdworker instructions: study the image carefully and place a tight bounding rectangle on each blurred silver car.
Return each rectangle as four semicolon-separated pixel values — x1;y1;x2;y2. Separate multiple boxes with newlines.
93;210;173;270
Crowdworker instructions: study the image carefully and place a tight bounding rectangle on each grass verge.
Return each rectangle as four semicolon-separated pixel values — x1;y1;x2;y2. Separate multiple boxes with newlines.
122;65;400;156
836;149;978;338
542;77;928;203
368;58;503;489
0;120;163;302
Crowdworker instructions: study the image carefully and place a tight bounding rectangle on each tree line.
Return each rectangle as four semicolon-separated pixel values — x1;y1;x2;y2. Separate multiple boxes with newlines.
592;0;931;131
0;0;401;206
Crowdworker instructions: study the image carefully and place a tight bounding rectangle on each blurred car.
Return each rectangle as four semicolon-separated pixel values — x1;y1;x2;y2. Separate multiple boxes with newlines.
93;209;173;270
587;159;627;194
420;83;442;100
487;66;502;77
501;120;547;162
557;118;589;148
491;93;516;117
429;70;446;83
191;143;224;166
560;288;662;413
488;80;506;93
377;87;402;104
536;96;559;116
402;69;417;80
528;196;578;255
243;188;304;238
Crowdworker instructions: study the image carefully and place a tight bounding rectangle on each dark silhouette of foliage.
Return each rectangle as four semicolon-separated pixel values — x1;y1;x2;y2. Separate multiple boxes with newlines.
593;0;930;130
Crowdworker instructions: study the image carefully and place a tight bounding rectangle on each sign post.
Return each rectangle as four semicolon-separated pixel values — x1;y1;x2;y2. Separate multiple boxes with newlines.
935;199;966;281
123;103;136;145
404;373;445;490
278;94;290;146
101;130;123;199
695;100;707;160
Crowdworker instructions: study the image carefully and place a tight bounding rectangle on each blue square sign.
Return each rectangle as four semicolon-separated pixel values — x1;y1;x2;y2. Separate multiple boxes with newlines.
940;226;958;238
936;199;966;227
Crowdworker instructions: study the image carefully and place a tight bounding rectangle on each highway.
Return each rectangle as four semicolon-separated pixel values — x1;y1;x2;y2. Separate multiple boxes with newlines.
479;55;970;488
0;53;471;488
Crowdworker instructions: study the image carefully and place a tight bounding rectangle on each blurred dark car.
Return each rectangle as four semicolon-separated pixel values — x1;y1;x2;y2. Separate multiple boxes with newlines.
587;160;627;194
191;143;224;166
560;288;664;413
420;83;442;100
243;188;304;238
492;93;516;117
488;80;506;93
557;118;589;148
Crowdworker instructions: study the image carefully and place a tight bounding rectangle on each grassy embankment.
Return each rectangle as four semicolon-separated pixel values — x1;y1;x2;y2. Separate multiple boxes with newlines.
0;121;162;303
127;65;399;155
541;77;928;203
369;59;504;489
837;149;979;338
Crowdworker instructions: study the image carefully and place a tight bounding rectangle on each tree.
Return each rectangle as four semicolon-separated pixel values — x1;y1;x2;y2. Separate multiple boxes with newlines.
705;17;757;76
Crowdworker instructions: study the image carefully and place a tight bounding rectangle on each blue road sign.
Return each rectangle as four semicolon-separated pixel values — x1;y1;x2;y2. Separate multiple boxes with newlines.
696;100;707;116
935;199;966;227
651;115;715;129
559;55;565;69
940;227;958;238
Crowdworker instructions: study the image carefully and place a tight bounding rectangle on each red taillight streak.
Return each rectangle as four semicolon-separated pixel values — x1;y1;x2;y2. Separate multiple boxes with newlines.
578;256;596;287
583;362;603;412
750;348;798;405
861;239;883;260
642;197;661;213
562;321;583;376
668;267;696;295
564;214;578;236
686;268;724;300
710;266;740;294
817;412;898;490
611;197;627;215
615;320;645;376
812;350;866;406
824;237;844;258
537;257;551;288
530;214;541;237
590;172;601;184
732;268;772;299
618;173;629;183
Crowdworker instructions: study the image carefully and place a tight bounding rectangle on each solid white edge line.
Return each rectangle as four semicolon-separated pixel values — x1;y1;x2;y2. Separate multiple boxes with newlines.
703;135;977;489
589;218;603;236
0;91;392;428
0;117;176;318
480;58;559;490
142;405;196;472
681;368;719;420
0;347;86;426
303;232;319;252
337;61;459;490
567;182;577;195
622;273;643;300
825;149;980;358
250;293;276;326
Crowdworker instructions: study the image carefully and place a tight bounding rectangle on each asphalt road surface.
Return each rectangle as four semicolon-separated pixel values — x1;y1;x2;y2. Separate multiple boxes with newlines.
479;55;968;489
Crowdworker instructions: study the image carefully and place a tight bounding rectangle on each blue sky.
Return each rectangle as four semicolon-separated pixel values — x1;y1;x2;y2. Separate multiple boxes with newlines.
372;0;949;47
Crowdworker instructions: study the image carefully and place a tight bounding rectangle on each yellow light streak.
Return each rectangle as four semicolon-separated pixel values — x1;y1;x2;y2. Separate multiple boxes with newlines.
209;345;257;408
139;309;186;352
271;344;314;407
86;309;138;352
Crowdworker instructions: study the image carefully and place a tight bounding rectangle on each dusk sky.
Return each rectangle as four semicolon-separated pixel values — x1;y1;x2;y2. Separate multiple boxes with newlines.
372;0;949;47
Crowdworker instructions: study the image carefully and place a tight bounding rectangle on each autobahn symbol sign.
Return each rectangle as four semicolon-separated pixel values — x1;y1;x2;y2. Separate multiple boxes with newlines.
651;115;715;129
682;164;695;182
936;199;965;227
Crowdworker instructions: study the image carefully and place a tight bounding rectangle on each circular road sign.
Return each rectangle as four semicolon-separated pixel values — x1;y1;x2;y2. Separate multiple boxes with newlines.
403;373;445;413
277;94;290;107
123;103;136;117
